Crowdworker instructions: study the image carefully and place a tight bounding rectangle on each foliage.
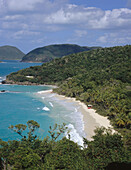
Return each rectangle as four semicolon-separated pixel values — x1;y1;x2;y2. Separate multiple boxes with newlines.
83;127;130;169
21;44;99;62
43;137;88;169
48;123;68;141
0;121;130;169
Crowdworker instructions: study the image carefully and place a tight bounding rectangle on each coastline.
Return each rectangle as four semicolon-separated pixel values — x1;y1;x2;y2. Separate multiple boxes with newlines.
38;89;115;141
1;80;57;89
1;79;115;142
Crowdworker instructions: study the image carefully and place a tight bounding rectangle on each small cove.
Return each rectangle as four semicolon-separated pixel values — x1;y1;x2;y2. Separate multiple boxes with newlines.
0;60;85;145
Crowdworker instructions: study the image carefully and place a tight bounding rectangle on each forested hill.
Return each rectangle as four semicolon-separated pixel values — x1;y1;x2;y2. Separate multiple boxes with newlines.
2;45;131;169
21;44;100;62
0;45;25;60
6;45;131;134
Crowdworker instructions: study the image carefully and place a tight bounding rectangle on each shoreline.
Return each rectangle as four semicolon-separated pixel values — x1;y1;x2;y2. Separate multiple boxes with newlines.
1;81;115;141
38;89;115;141
1;81;57;89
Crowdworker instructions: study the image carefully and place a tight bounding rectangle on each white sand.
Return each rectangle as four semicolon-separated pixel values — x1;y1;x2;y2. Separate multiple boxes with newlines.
39;90;115;140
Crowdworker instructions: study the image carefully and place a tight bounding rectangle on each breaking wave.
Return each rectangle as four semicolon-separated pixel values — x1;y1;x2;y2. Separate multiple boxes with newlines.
42;106;50;111
65;124;84;147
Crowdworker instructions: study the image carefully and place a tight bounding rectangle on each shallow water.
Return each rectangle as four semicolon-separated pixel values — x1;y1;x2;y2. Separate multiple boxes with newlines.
0;60;85;146
33;91;86;145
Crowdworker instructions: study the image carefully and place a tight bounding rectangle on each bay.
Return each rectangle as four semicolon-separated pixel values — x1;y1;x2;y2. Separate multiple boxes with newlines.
0;60;53;141
0;60;85;145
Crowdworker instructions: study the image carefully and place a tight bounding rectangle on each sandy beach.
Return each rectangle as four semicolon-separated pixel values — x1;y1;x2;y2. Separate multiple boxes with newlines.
38;89;115;141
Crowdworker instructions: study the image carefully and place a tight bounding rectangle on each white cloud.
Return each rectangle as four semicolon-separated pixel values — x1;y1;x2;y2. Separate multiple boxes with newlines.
7;0;43;11
1;1;131;31
1;21;29;30
0;0;69;13
98;35;107;43
0;0;7;15
0;0;131;50
13;30;40;39
90;8;131;29
75;30;88;38
97;31;131;45
3;15;23;20
44;6;131;31
2;21;18;29
44;6;104;24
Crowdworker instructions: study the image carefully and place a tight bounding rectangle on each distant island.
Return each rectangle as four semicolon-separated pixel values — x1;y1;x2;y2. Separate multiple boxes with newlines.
0;45;25;60
21;44;100;63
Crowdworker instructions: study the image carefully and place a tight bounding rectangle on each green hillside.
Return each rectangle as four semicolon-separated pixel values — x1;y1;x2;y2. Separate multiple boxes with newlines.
6;45;131;140
2;45;131;168
0;45;25;60
21;44;100;62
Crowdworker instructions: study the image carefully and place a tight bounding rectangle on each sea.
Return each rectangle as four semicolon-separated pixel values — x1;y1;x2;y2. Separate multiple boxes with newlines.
0;60;85;146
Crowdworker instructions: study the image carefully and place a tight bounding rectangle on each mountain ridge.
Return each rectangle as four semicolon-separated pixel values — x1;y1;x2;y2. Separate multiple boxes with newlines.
21;44;100;63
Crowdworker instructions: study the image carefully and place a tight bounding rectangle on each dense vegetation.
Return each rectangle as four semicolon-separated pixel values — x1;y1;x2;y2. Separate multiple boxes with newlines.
6;45;131;131
21;44;100;62
0;46;25;60
0;120;130;169
5;45;131;164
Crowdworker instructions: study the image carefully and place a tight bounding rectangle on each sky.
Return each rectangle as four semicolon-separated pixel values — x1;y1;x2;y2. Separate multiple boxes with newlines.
0;0;131;53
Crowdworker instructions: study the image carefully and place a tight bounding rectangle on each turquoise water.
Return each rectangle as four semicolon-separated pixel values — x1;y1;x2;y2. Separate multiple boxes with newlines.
0;60;41;81
0;60;53;141
0;60;85;145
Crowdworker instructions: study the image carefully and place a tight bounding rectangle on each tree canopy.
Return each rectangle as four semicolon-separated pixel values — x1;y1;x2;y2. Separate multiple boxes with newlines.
0;121;130;169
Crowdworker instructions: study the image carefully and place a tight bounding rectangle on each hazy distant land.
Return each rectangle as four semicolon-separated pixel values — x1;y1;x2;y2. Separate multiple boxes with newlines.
0;45;25;60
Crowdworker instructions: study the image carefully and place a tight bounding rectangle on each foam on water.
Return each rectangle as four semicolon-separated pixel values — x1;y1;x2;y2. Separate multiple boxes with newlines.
65;124;84;147
37;90;52;94
34;90;86;146
49;102;53;107
42;106;50;111
0;76;5;82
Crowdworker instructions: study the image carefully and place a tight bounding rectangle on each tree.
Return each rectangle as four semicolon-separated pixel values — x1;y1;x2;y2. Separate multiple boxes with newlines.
83;127;129;169
27;120;40;142
9;124;27;137
48;123;68;141
44;137;87;169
